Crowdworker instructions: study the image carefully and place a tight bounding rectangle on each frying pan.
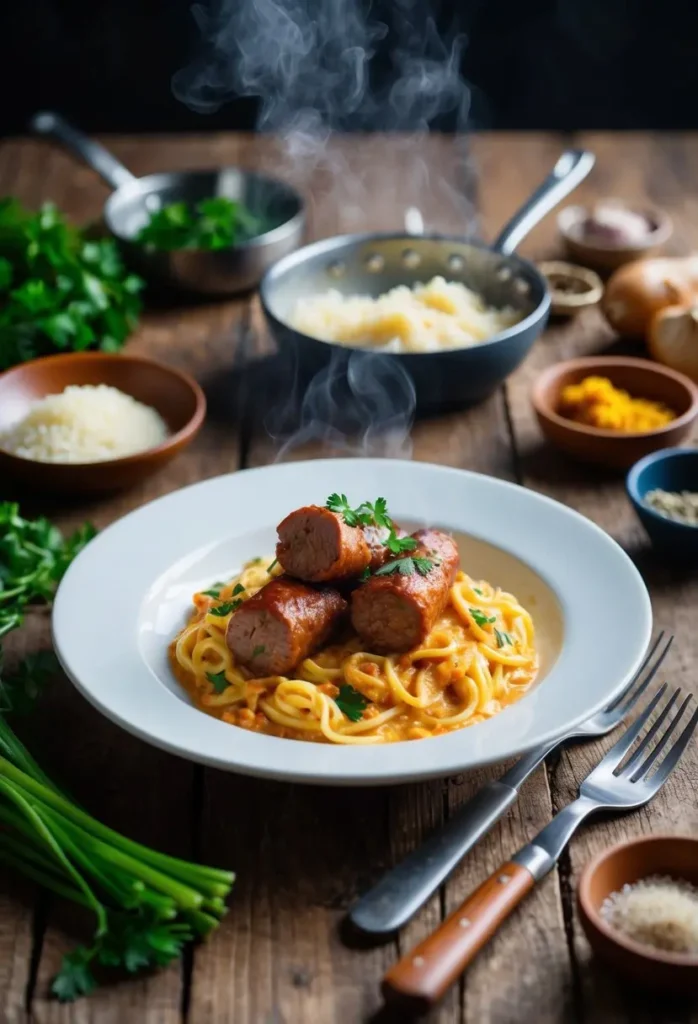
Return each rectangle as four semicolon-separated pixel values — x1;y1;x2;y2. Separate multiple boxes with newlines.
260;149;595;411
30;111;305;295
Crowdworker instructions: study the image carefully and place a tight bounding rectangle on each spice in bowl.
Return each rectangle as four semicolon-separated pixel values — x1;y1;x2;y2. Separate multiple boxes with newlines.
644;489;698;526
538;261;603;317
558;376;676;433
601;875;698;955
0;384;169;464
576;203;656;248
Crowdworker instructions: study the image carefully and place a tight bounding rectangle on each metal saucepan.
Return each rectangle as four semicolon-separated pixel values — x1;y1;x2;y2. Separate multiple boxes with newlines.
30;111;305;295
260;149;595;411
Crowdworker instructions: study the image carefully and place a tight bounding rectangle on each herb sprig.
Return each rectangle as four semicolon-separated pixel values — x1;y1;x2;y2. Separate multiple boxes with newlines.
0;503;96;639
335;684;369;721
374;556;434;578
0;199;143;370
136;197;265;252
324;494;421;564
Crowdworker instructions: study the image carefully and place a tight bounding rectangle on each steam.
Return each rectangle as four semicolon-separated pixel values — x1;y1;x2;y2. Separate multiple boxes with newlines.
175;0;475;456
264;351;416;462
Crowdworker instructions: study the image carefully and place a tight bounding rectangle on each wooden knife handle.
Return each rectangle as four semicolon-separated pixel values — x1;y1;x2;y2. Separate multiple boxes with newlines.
381;860;535;1015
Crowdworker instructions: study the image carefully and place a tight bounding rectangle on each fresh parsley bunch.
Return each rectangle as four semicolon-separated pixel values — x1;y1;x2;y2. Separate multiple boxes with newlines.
0;199;143;370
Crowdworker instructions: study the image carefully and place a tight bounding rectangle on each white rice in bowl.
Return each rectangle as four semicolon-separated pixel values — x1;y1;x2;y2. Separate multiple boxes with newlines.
289;275;524;354
0;384;169;464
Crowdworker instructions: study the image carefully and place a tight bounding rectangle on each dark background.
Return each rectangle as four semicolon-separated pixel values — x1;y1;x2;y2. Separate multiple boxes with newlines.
2;0;697;135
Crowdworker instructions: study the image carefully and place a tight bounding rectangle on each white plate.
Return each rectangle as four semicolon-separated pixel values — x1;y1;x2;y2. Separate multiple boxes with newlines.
52;459;652;785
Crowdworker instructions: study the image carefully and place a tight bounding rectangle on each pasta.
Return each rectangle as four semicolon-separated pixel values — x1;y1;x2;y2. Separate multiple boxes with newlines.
170;557;539;744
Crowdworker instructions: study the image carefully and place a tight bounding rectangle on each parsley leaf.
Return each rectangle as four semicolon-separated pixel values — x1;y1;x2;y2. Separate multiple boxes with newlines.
251;645;266;658
206;671;229;693
470;608;497;628
232;583;245;596
325;493;367;527
473;587;483;596
375;556;434;577
335;684;369;721
494;628;514;648
384;528;418;555
359;566;371;581
136;197;265;252
202;588;221;599
51;948;96;1002
209;599;242;617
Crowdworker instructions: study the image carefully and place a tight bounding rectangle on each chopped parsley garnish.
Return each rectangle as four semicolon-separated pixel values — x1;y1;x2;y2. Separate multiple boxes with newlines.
206;671;229;693
325;493;374;527
473;587;483;596
359;566;371;581
374;556;433;577
494;628;514;649
209;599;242;617
470;608;497;628
232;583;245;596
325;494;429;561
384;529;417;555
335;684;369;721
251;645;266;658
266;558;278;573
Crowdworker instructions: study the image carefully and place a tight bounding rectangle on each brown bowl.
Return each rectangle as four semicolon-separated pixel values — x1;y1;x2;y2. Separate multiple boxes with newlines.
558;203;673;273
578;835;698;994
0;352;206;495
532;356;698;469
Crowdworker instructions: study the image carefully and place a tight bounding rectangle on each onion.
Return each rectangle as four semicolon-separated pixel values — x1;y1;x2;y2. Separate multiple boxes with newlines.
648;303;698;383
601;256;698;336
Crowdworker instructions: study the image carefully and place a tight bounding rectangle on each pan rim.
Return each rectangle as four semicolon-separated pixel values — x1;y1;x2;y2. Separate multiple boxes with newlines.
259;231;549;358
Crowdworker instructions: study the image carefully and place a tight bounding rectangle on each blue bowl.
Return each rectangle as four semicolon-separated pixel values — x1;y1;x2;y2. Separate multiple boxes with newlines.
627;448;698;558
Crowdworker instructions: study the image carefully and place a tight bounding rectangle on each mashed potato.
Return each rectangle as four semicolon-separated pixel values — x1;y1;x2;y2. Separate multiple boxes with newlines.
0;384;168;464
290;276;523;353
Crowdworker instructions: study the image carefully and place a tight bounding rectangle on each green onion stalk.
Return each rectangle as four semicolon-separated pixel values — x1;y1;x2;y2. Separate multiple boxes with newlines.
0;715;234;1001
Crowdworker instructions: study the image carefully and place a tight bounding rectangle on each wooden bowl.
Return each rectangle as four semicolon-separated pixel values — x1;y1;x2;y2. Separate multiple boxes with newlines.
0;352;206;495
558;204;672;273
578;835;698;994
532;356;698;470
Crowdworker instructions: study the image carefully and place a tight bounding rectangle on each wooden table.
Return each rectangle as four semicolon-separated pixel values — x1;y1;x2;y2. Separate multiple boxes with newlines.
1;131;697;1024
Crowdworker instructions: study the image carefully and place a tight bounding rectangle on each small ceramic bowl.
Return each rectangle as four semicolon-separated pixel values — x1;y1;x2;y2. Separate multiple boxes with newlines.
578;835;698;994
538;261;604;317
532;356;698;470
558;202;672;273
627;447;698;558
0;352;206;495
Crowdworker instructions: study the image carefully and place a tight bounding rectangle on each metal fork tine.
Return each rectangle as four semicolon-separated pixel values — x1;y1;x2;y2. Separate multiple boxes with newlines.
649;705;698;788
629;695;694;782
599;683;668;772
610;633;673;716
621;689;681;775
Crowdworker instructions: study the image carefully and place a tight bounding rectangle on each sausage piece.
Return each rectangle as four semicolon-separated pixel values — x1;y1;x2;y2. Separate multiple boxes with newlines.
276;505;396;582
350;529;460;653
226;576;347;675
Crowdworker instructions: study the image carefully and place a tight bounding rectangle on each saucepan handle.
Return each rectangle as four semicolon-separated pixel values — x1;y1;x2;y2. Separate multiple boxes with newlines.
29;111;137;191
492;149;595;255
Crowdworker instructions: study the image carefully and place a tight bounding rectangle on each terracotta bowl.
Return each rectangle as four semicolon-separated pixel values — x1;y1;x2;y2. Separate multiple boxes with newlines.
558;203;672;273
0;352;206;495
578;835;698;994
532;356;698;470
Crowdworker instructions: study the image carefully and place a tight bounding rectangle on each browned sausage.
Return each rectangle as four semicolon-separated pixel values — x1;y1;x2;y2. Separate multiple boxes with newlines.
226;576;347;675
276;505;398;582
350;529;460;653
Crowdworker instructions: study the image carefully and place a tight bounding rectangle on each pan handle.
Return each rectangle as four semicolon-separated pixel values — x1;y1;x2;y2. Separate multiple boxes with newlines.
29;111;136;191
492;149;595;255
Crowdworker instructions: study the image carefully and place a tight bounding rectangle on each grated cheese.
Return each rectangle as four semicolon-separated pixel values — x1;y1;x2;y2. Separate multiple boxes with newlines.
601;875;698;955
0;384;168;464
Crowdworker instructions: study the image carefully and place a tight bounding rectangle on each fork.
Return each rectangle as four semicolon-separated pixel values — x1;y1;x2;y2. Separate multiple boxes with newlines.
382;682;698;1015
349;632;673;935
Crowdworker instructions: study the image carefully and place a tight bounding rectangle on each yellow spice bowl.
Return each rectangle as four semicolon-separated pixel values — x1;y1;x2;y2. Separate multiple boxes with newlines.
531;356;698;470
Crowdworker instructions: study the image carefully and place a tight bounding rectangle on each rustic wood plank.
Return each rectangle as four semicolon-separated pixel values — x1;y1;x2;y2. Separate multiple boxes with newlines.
0;135;250;1021
505;132;698;1024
